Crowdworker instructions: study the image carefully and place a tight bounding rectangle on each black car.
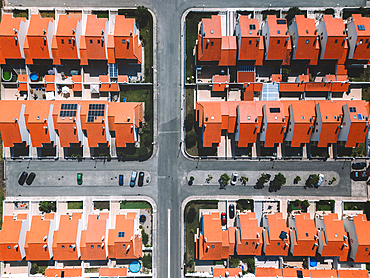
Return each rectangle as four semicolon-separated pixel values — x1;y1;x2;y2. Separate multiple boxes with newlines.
229;204;235;219
18;172;28;185
138;172;144;187
26;172;36;185
352;162;367;170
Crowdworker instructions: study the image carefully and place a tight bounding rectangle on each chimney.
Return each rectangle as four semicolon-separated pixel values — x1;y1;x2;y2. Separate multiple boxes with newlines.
14;244;19;249
43;236;48;241
101;235;105;241
43;29;47;34
126;245;131;251
72;29;75;34
101;29;104;35
101;243;105;248
13;28;18;33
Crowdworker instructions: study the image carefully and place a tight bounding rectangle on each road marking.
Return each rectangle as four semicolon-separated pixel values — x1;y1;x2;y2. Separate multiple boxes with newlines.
168;209;171;276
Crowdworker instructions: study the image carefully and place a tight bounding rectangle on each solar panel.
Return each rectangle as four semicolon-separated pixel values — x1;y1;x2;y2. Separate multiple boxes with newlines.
60;104;78;117
61;104;77;110
277;19;286;25
87;103;105;122
60;111;76;117
358;25;366;31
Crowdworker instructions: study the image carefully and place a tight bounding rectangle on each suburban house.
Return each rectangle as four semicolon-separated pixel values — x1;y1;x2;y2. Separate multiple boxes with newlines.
236;212;263;256
315;213;349;261
235;15;264;66
346;14;370;61
261;15;292;65
52;213;83;261
262;213;290;256
24;213;56;261
343;214;370;262
24;14;54;65
289;15;319;65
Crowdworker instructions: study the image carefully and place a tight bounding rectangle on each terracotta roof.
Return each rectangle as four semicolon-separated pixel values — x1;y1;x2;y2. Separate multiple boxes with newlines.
0;101;26;147
212;75;229;91
322;15;346;37
310;269;338;278
264;213;290;256
28;14;52;36
290;213;318;256
237;212;263;255
213;267;242;277
282;268;310;277
338;269;368;278
114;15;135;37
25;214;55;261
255;267;283;277
99;267;127;277
202;15;222;38
56;15;79;36
350;214;370;262
219;36;237;66
44;268;82;277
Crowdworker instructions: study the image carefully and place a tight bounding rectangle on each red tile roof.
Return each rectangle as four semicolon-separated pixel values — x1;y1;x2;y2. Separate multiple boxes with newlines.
44;268;82;277
0;14;26;62
237;212;263;255
264;213;290;256
213;267;242;277
290;213;318;256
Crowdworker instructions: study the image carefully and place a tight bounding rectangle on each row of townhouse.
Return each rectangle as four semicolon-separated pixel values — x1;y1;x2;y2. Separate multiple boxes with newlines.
0;100;143;158
196;13;370;67
196;99;369;149
196;212;370;263
0;212;142;262
0;13;141;66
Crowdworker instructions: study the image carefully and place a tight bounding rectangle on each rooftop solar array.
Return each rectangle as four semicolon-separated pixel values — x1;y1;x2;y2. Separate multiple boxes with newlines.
60;103;78;117
87;104;105;122
262;83;279;101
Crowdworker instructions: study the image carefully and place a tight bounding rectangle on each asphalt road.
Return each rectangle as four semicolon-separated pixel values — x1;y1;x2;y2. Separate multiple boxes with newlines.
4;0;368;277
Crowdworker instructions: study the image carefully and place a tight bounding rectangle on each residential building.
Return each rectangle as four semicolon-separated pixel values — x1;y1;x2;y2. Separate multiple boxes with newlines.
24;14;54;65
44;268;83;277
108;15;142;64
196;212;235;260
282;268;310;277
99;268;128;277
108;213;142;259
196;15;237;66
262;213;290;256
289;15;319;65
337;101;369;148
24;213;56;261
80;15;108;65
288;213;318;256
52;213;83;261
80;213;109;261
259;101;287;148
196;102;222;148
236;212;263;256
52;15;82;65
343;214;370;262
261;15;292;65
310;101;343;148
212;267;243;277
0;14;27;64
310;269;338;278
0;214;29;261
283;100;316;148
255;268;283;277
338;269;368;278
235;15;264;66
212;75;229;92
317;15;348;64
315;213;349;261
346;14;370;61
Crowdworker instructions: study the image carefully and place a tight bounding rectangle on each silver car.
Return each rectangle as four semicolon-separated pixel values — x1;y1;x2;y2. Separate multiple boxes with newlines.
317;173;324;187
230;172;238;185
130;171;137;187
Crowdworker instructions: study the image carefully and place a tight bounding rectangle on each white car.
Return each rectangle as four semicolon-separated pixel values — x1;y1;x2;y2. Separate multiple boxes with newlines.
230;172;238;185
317;173;324;187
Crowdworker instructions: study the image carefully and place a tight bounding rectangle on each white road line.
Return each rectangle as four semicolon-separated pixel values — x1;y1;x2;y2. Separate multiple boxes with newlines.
168;209;171;276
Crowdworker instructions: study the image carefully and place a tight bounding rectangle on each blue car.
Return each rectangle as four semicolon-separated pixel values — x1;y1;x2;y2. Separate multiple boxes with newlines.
130;171;137;187
119;175;124;186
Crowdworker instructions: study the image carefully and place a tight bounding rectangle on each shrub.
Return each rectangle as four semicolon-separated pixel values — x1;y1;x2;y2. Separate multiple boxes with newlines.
142;231;149;245
294;176;301;184
229;256;240;268
190;176;194;181
243;257;255;273
185;114;194;132
258;173;270;185
142;253;152;269
142;133;152;147
139;147;148;157
220;173;230;186
39;201;56;213
332;177;337;182
186;130;198;148
240;176;248;185
187;208;196;223
285;7;303;24
306;174;319;187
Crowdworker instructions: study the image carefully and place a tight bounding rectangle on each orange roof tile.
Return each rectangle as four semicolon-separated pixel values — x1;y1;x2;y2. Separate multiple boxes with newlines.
290;213;318;256
264;213;290;256
219;36;237;66
310;269;338;278
261;101;286;147
99;267;127;277
265;15;291;62
44;268;82;277
237;212;263;256
283;268;310;277
25;214;54;261
0;14;26;61
0;101;26;147
213;267;242;277
84;15;108;61
338;269;368;278
212;75;229;91
255;267;283;277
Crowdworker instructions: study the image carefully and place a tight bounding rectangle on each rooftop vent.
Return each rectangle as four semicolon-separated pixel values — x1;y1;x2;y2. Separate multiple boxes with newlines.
43;236;47;241
101;235;105;241
42;29;47;34
72;29;75;34
13;28;18;33
101;29;104;35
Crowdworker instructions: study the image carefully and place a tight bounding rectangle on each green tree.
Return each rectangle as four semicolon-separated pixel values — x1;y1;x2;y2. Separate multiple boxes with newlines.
272;173;286;190
229;256;240;268
186;130;198;148
352;143;366;157
220;173;231;186
142;231;149;245
30;263;38;275
258;173;270;186
294;176;301;184
135;6;149;27
285;6;303;24
243;257;255;273
39;201;56;213
187;208;196;223
282;67;291;82
185;114;194;132
306;174;319;187
240;176;248;185
142;253;152;269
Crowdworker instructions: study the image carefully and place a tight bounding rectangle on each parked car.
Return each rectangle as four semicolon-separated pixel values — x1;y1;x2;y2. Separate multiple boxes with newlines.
77;173;83;185
351;171;370;180
352;162;367;170
26;172;36;185
221;212;227;225
18;172;28;185
130;171;138;187
138;172;144;186
230;172;238;185
119;175;124;186
317;173;324;187
229;204;235;219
